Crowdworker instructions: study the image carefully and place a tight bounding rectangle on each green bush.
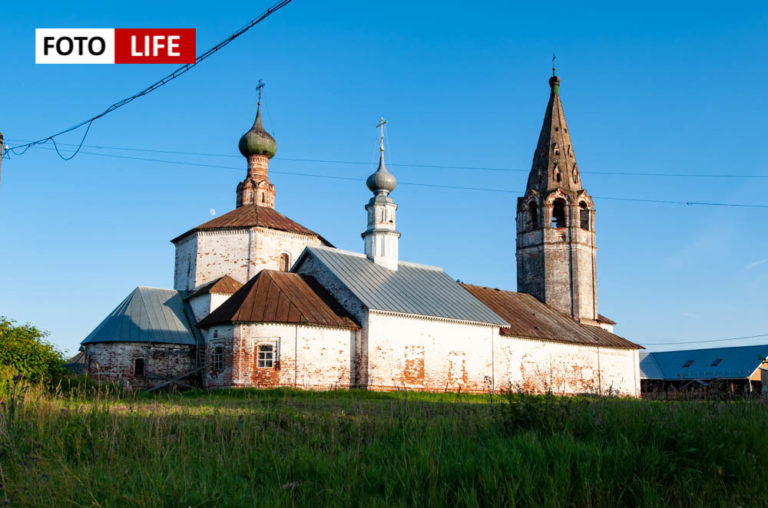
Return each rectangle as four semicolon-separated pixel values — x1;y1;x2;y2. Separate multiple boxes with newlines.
0;316;64;384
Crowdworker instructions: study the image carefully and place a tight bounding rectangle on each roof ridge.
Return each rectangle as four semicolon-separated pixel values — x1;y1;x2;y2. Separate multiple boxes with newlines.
136;285;177;292
648;344;768;355
135;286;162;343
308;245;444;271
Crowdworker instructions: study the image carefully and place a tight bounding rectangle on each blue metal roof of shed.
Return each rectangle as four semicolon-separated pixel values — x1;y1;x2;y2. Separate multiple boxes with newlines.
639;344;768;381
298;246;508;326
82;287;197;345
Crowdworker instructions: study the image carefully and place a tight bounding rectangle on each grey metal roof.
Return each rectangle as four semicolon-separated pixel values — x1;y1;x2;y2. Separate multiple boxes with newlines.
639;344;768;381
298;246;508;326
82;287;197;345
638;352;664;379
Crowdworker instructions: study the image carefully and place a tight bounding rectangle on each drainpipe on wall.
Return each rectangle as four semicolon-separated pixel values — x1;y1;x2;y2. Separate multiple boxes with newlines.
246;229;253;280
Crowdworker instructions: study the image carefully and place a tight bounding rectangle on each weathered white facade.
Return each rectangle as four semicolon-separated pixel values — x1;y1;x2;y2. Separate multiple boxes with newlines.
188;292;232;322
204;323;357;389
174;228;323;292
495;338;640;396
363;312;497;392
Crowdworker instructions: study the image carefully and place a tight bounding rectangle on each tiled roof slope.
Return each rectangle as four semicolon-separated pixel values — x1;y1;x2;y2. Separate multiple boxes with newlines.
172;205;332;245
82;287;197;345
198;270;359;330
640;345;768;380
188;275;244;299
297;246;508;326
461;284;641;349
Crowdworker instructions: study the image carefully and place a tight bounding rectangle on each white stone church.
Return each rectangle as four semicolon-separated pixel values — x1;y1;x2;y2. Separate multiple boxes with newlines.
81;73;643;395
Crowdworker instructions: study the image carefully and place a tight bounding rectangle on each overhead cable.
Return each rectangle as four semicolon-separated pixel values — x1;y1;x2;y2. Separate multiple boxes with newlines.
20;145;768;209
1;0;293;161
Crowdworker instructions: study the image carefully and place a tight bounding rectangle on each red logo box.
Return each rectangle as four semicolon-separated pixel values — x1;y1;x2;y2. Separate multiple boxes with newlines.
115;29;196;64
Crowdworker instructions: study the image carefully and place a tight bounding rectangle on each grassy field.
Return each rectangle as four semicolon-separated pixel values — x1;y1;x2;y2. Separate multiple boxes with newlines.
1;383;768;507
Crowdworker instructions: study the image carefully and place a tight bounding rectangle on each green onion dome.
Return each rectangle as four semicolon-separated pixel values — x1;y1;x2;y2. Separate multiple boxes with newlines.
238;103;277;158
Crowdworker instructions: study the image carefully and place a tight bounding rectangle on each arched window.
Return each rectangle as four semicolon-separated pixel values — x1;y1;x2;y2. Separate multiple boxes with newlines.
552;199;567;228
526;201;538;231
279;253;290;272
261;192;266;204
579;202;590;230
554;165;562;183
133;358;145;378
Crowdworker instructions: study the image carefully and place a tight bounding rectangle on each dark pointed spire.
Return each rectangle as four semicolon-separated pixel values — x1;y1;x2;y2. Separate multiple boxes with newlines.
526;71;581;193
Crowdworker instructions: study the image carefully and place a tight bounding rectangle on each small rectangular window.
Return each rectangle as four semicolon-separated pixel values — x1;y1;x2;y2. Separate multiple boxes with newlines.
711;358;723;367
257;343;275;369
682;359;694;368
212;345;224;372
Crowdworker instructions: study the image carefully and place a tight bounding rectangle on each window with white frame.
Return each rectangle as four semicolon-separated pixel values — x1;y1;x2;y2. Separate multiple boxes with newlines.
256;343;276;368
212;345;224;372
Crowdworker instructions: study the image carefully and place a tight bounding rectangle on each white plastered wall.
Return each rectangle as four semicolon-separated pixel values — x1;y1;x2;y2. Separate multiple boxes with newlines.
495;336;639;396
364;311;497;392
174;227;324;291
204;322;357;390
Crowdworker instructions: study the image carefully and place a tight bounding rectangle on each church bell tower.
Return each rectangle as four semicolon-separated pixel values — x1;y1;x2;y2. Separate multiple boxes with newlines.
516;68;598;323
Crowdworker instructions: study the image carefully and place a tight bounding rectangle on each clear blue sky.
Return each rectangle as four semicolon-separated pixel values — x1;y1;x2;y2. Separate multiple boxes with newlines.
2;0;767;355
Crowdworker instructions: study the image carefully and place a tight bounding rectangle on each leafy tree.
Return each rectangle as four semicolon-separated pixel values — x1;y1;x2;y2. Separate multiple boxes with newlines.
0;317;64;384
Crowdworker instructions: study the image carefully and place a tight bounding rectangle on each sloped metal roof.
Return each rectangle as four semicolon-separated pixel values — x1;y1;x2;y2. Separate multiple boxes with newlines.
639;345;768;380
298;246;508;326
198;270;359;329
171;205;333;245
462;284;641;349
638;352;664;379
82;287;197;345
188;275;244;299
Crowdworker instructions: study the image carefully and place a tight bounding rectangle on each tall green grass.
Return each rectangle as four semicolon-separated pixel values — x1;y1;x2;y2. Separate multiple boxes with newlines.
1;384;767;506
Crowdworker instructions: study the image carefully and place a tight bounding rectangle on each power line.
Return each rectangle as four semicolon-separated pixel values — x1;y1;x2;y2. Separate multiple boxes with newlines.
20;145;768;208
1;0;293;161
6;137;768;179
641;333;768;346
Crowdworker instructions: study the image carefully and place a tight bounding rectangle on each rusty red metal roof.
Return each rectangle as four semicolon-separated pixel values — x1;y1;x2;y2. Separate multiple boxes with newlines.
188;275;244;299
461;284;642;349
172;205;333;245
198;270;359;330
597;314;616;325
